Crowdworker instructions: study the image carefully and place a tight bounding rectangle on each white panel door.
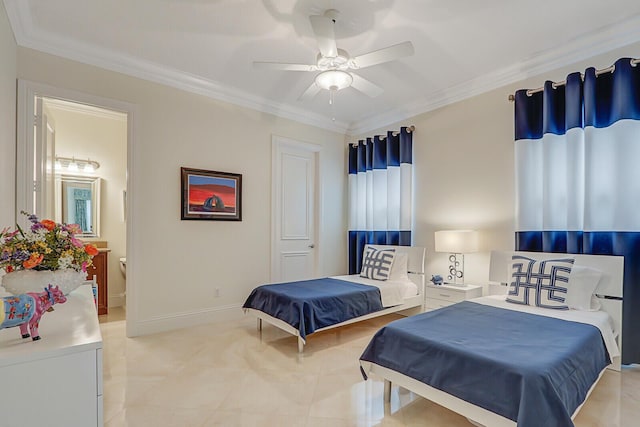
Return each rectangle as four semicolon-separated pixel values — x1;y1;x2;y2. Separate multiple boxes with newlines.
18;95;56;224
42;101;57;220
272;137;320;282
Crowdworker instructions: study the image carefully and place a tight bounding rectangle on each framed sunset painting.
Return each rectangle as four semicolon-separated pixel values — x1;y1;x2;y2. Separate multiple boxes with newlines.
181;167;242;221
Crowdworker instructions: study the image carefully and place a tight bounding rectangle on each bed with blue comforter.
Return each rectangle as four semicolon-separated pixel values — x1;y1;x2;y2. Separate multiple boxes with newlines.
359;301;611;427
243;278;384;341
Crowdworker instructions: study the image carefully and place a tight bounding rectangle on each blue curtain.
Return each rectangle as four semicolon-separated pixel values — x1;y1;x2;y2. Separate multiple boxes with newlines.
514;57;640;364
348;127;413;274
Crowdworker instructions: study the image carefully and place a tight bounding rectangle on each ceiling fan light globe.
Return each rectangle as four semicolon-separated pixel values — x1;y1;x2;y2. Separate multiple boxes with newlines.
315;70;352;91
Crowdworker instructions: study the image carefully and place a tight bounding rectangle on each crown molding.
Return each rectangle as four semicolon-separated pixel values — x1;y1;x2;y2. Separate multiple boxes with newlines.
3;1;349;135
3;0;31;46
348;14;640;135
6;0;640;138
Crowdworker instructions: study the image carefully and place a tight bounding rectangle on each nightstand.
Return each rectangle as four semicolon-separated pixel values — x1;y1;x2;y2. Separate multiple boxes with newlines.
424;283;483;310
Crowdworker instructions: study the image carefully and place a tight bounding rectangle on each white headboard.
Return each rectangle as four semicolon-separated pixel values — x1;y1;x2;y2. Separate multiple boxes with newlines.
366;244;426;292
366;244;426;275
490;250;624;369
490;251;623;298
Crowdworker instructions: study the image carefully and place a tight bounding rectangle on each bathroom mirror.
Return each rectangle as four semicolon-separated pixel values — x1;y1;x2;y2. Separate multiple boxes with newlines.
55;175;101;238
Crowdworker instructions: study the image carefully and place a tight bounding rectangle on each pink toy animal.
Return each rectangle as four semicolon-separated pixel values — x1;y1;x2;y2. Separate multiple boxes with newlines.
0;285;67;341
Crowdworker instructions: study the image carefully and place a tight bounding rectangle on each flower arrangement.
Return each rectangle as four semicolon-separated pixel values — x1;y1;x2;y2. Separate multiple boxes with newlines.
0;212;98;273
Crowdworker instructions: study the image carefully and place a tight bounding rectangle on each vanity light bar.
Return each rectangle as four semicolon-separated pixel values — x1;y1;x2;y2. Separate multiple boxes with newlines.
55;156;100;172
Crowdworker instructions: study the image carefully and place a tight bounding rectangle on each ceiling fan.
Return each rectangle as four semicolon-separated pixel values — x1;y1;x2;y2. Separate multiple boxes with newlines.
253;9;414;103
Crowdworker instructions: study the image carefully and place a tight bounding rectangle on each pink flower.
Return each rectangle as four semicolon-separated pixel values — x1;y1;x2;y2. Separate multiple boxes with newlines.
81;261;88;272
71;237;84;248
67;224;82;234
4;229;19;238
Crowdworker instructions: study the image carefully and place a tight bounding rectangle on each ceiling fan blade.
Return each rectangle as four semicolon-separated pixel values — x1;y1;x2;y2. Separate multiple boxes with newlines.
253;62;317;72
350;41;414;69
350;74;384;98
298;82;322;101
309;14;338;58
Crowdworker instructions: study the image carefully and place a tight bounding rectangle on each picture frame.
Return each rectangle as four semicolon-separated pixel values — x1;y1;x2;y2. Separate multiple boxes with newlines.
181;167;242;221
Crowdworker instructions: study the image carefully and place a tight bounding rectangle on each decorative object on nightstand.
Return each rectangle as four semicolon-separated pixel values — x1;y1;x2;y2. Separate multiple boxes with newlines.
430;275;444;285
434;230;479;286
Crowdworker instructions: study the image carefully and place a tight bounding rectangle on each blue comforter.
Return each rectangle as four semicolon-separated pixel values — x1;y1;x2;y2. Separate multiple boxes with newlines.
360;301;610;427
243;278;384;340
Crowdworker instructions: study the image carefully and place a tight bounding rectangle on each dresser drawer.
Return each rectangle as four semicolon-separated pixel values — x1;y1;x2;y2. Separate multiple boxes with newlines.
425;287;466;303
424;284;483;312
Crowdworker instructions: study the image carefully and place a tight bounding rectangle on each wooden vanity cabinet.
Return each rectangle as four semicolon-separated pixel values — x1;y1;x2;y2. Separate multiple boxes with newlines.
87;249;109;315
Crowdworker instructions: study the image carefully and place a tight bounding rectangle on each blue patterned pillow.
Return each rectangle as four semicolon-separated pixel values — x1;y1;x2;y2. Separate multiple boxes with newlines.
360;247;396;281
506;256;574;309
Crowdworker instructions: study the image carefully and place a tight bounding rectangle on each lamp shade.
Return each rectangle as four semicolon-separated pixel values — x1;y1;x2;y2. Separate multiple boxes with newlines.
435;230;479;253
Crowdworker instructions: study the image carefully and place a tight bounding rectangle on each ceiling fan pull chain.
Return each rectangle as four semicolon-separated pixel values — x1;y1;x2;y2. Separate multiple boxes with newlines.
330;89;336;121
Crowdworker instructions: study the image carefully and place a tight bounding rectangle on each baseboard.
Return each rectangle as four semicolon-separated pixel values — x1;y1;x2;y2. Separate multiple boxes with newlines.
109;294;126;308
130;303;244;336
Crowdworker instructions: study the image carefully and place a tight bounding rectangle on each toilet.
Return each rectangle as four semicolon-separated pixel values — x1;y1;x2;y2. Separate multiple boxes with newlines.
119;257;126;277
119;257;126;299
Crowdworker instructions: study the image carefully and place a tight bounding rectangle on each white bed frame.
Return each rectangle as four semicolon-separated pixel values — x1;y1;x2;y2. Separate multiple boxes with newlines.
246;244;426;353
367;251;624;427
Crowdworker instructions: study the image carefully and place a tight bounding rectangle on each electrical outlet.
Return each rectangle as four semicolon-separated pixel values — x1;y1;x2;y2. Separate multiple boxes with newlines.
214;288;221;298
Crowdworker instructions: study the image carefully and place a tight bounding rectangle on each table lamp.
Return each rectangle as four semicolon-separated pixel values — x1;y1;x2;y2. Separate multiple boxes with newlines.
435;230;479;286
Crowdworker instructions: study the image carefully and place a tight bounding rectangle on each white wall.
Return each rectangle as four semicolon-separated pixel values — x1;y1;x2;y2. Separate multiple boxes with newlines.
17;47;347;335
45;105;127;308
353;42;640;293
0;2;16;226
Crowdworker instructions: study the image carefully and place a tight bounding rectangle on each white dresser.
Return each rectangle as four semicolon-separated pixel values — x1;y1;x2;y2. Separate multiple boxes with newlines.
425;283;483;310
0;284;103;427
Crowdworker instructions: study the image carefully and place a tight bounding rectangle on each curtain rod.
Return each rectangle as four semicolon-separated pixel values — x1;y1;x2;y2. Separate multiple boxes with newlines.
508;58;639;102
349;125;416;145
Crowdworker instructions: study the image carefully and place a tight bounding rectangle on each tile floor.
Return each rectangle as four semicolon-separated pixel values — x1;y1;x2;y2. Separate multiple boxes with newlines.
99;309;640;426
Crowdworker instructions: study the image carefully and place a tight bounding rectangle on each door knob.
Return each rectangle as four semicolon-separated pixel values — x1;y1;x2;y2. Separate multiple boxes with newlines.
308;244;315;248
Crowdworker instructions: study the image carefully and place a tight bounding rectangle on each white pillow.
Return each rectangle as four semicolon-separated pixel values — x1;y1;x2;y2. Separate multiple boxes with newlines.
389;252;409;280
566;266;603;311
360;247;396;281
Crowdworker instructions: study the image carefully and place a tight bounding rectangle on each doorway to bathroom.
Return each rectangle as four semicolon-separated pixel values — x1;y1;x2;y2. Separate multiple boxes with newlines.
16;80;133;324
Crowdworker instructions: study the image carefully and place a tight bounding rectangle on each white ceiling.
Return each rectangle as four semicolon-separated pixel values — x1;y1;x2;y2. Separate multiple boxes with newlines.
5;0;640;134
